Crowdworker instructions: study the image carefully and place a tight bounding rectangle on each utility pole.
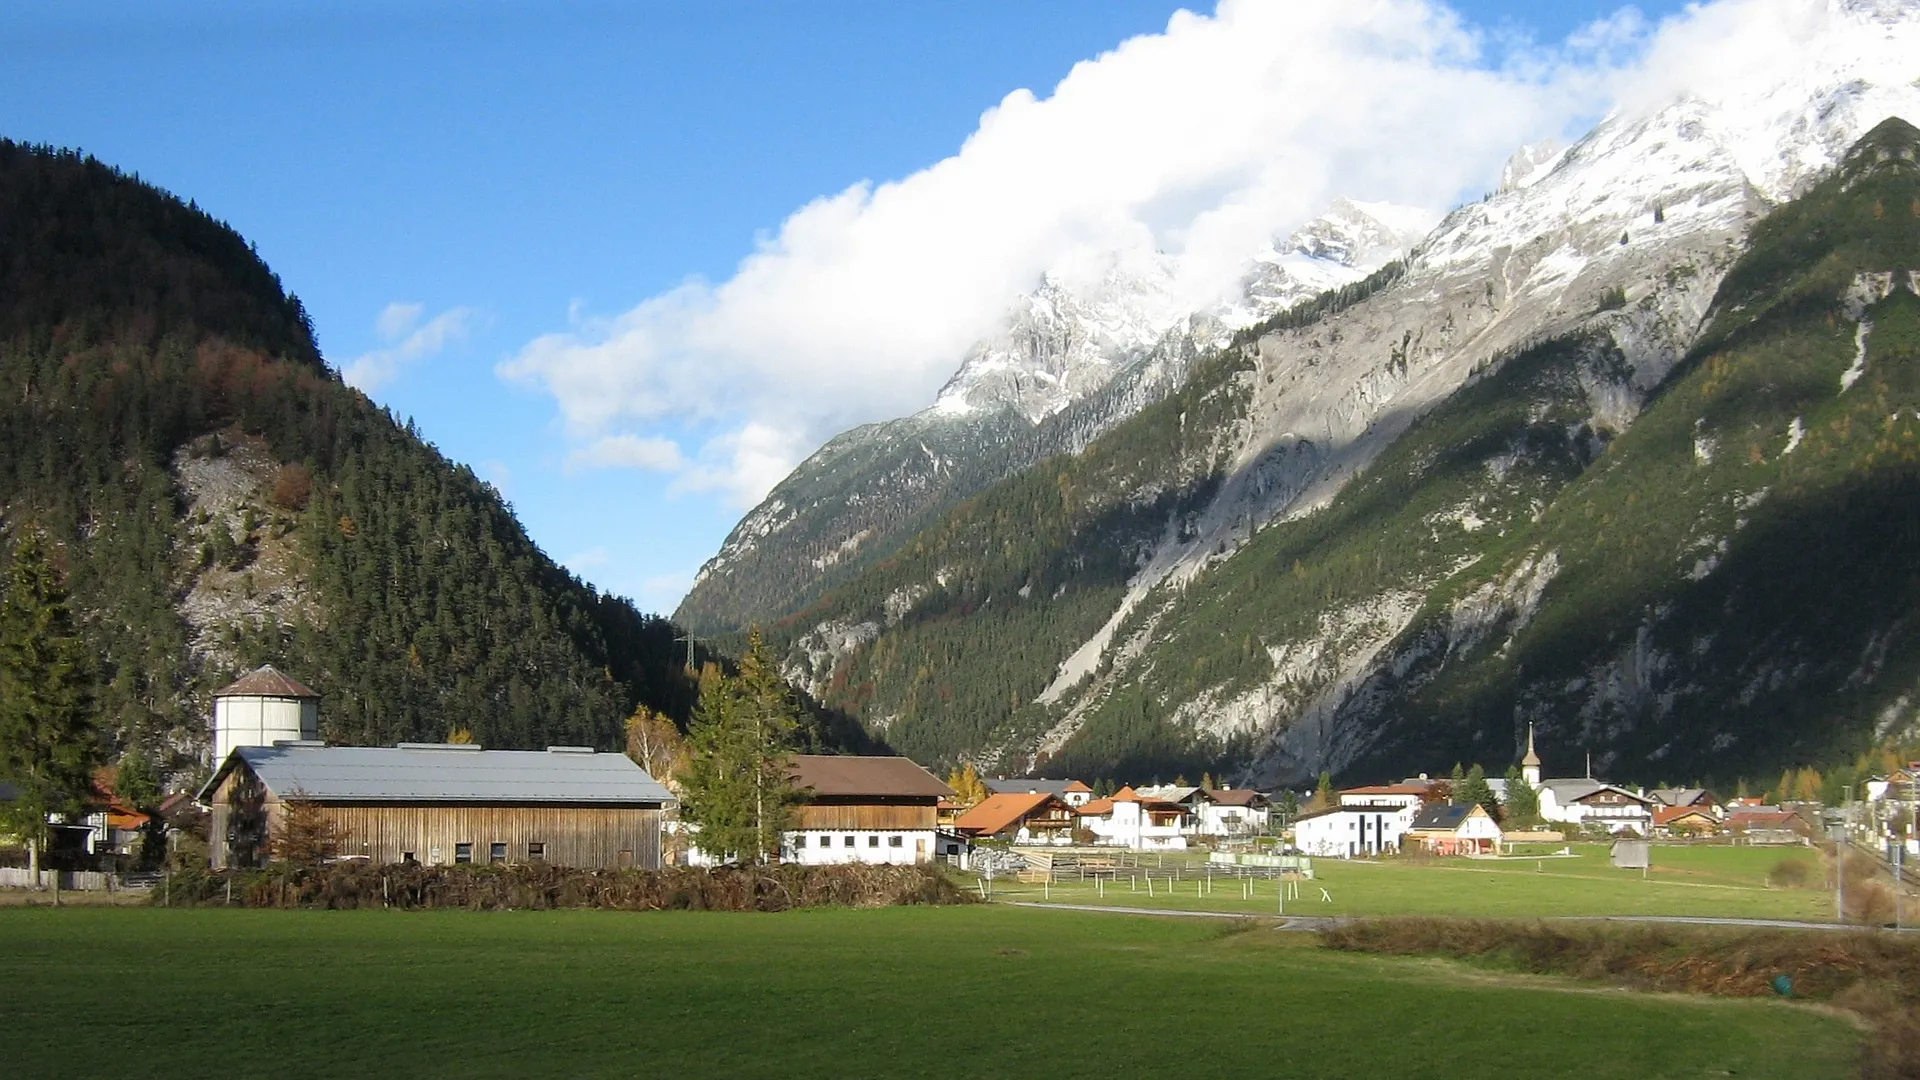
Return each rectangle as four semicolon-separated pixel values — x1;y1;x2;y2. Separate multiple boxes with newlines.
673;632;699;672
1836;784;1853;924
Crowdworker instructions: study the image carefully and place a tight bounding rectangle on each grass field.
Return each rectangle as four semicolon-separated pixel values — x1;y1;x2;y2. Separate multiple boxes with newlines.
0;905;1863;1079
987;843;1842;921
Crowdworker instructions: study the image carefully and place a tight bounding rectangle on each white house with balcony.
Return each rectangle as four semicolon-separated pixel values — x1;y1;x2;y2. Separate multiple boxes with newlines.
1076;786;1190;850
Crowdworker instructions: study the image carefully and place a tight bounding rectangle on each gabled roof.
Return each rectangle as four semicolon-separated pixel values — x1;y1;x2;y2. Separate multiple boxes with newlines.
790;755;952;799
1064;780;1093;793
1341;784;1430;797
984;777;1080;798
1653;805;1717;826
1294;802;1410;823
1648;787;1717;807
955;792;1071;835
214;665;320;699
1206;788;1269;807
1409;803;1475;831
200;744;675;805
1110;785;1142;802
1076;797;1114;817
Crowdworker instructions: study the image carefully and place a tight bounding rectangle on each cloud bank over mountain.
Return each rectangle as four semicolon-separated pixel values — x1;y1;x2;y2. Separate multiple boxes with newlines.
500;0;1859;508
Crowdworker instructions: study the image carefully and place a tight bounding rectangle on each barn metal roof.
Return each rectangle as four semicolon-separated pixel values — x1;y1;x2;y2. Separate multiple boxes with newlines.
214;665;320;699
199;744;675;806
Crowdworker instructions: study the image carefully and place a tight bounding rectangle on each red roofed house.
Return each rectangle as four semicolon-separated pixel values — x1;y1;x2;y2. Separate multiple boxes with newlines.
1077;786;1190;850
955;792;1077;844
1652;805;1719;837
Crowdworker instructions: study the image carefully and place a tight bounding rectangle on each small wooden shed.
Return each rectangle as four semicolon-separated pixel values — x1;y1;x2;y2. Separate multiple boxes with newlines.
199;742;676;870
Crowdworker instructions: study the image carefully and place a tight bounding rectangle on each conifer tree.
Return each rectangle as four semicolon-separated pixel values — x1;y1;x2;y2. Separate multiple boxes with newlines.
1307;771;1335;812
1503;764;1540;825
1457;764;1499;821
0;532;100;883
676;630;800;864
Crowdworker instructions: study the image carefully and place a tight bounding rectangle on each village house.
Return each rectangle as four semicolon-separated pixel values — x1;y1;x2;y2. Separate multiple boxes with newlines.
1649;788;1724;820
1404;802;1503;854
1198;788;1271;836
985;778;1095;808
1293;802;1417;856
784;755;951;866
1652;805;1720;837
954;791;1078;844
1075;786;1190;850
1538;779;1656;835
199;742;676;870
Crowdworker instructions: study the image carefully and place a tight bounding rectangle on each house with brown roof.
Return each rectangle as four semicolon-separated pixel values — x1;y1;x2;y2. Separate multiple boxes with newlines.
783;755;953;866
955;792;1077;844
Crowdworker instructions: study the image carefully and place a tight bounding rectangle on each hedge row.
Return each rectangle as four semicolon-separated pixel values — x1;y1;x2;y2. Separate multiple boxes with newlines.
154;861;976;912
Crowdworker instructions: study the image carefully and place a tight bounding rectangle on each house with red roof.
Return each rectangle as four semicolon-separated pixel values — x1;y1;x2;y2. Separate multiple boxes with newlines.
955;792;1077;844
1075;786;1190;850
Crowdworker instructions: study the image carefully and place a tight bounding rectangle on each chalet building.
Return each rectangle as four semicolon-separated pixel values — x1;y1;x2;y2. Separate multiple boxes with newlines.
1076;786;1190;850
784;755;952;866
955;792;1078;844
1538;780;1655;835
1197;788;1271;835
1648;788;1724;819
199;742;675;870
985;778;1095;808
1404;803;1503;854
1293;802;1416;856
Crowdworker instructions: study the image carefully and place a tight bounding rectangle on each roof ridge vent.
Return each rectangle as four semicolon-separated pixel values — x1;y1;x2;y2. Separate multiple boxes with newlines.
272;740;327;748
396;742;485;751
545;745;595;754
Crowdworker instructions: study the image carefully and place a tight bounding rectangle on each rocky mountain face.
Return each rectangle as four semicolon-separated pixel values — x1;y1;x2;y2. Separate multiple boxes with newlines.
749;3;1920;787
0;143;711;784
675;200;1431;635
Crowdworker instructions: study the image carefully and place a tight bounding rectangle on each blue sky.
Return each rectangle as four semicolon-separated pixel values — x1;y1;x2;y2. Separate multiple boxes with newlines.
0;1;1691;614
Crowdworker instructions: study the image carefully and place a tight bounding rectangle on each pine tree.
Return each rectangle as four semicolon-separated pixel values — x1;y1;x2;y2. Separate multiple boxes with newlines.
1458;764;1498;820
1503;765;1540;825
677;630;800;864
0;532;101;883
1449;763;1467;803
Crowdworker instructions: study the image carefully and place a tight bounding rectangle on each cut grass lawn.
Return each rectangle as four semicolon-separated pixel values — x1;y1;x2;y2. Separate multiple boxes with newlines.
989;843;1838;921
0;905;1862;1079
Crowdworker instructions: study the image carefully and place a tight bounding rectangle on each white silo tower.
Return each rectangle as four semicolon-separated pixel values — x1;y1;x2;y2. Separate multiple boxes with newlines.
211;665;321;763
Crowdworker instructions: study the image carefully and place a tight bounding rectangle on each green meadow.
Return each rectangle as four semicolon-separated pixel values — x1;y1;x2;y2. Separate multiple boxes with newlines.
989;843;1842;921
0;904;1861;1079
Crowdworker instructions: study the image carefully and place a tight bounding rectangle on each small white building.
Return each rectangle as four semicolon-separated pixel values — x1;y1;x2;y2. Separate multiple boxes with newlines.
1292;802;1417;856
211;665;320;764
1404;802;1504;854
984;777;1095;808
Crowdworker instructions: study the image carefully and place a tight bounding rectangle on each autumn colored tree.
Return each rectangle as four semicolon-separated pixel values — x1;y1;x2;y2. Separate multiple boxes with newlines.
625;704;687;789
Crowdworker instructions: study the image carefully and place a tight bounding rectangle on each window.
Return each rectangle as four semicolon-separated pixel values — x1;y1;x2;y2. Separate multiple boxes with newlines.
528;842;545;861
867;835;880;848
887;835;903;848
843;835;856;847
401;851;416;863
490;842;507;863
454;843;473;864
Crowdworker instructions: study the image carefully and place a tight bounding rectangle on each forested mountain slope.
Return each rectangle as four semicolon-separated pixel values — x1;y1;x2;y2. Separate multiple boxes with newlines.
764;47;1920;786
0;143;723;783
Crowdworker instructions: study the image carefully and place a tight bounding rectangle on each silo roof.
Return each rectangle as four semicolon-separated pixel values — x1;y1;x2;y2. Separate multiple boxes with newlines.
214;665;320;699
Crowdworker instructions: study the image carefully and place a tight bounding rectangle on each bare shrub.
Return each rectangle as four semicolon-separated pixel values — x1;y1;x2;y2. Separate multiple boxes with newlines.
1846;880;1896;927
1770;857;1811;887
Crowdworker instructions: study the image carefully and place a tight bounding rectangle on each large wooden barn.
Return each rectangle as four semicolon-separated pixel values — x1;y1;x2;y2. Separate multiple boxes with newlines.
784;755;951;866
199;742;676;870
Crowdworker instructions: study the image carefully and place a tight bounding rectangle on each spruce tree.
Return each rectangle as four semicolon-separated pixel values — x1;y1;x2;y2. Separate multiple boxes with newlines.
677;630;800;864
1503;765;1540;825
0;532;100;883
1458;764;1498;820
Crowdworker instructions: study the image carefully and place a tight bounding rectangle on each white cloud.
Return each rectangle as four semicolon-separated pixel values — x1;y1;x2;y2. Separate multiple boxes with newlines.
500;0;1861;510
566;433;688;474
344;302;479;392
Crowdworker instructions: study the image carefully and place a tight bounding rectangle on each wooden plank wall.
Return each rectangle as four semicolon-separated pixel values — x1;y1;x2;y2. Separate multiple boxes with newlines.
317;804;664;869
795;804;936;831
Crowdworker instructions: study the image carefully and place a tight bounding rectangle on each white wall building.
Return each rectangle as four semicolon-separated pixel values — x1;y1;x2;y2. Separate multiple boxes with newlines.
211;665;321;764
1079;787;1190;850
1292;803;1417;856
1538;780;1655;835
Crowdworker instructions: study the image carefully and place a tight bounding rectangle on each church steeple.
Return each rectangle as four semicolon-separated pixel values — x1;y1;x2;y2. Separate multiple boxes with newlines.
1521;724;1542;787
